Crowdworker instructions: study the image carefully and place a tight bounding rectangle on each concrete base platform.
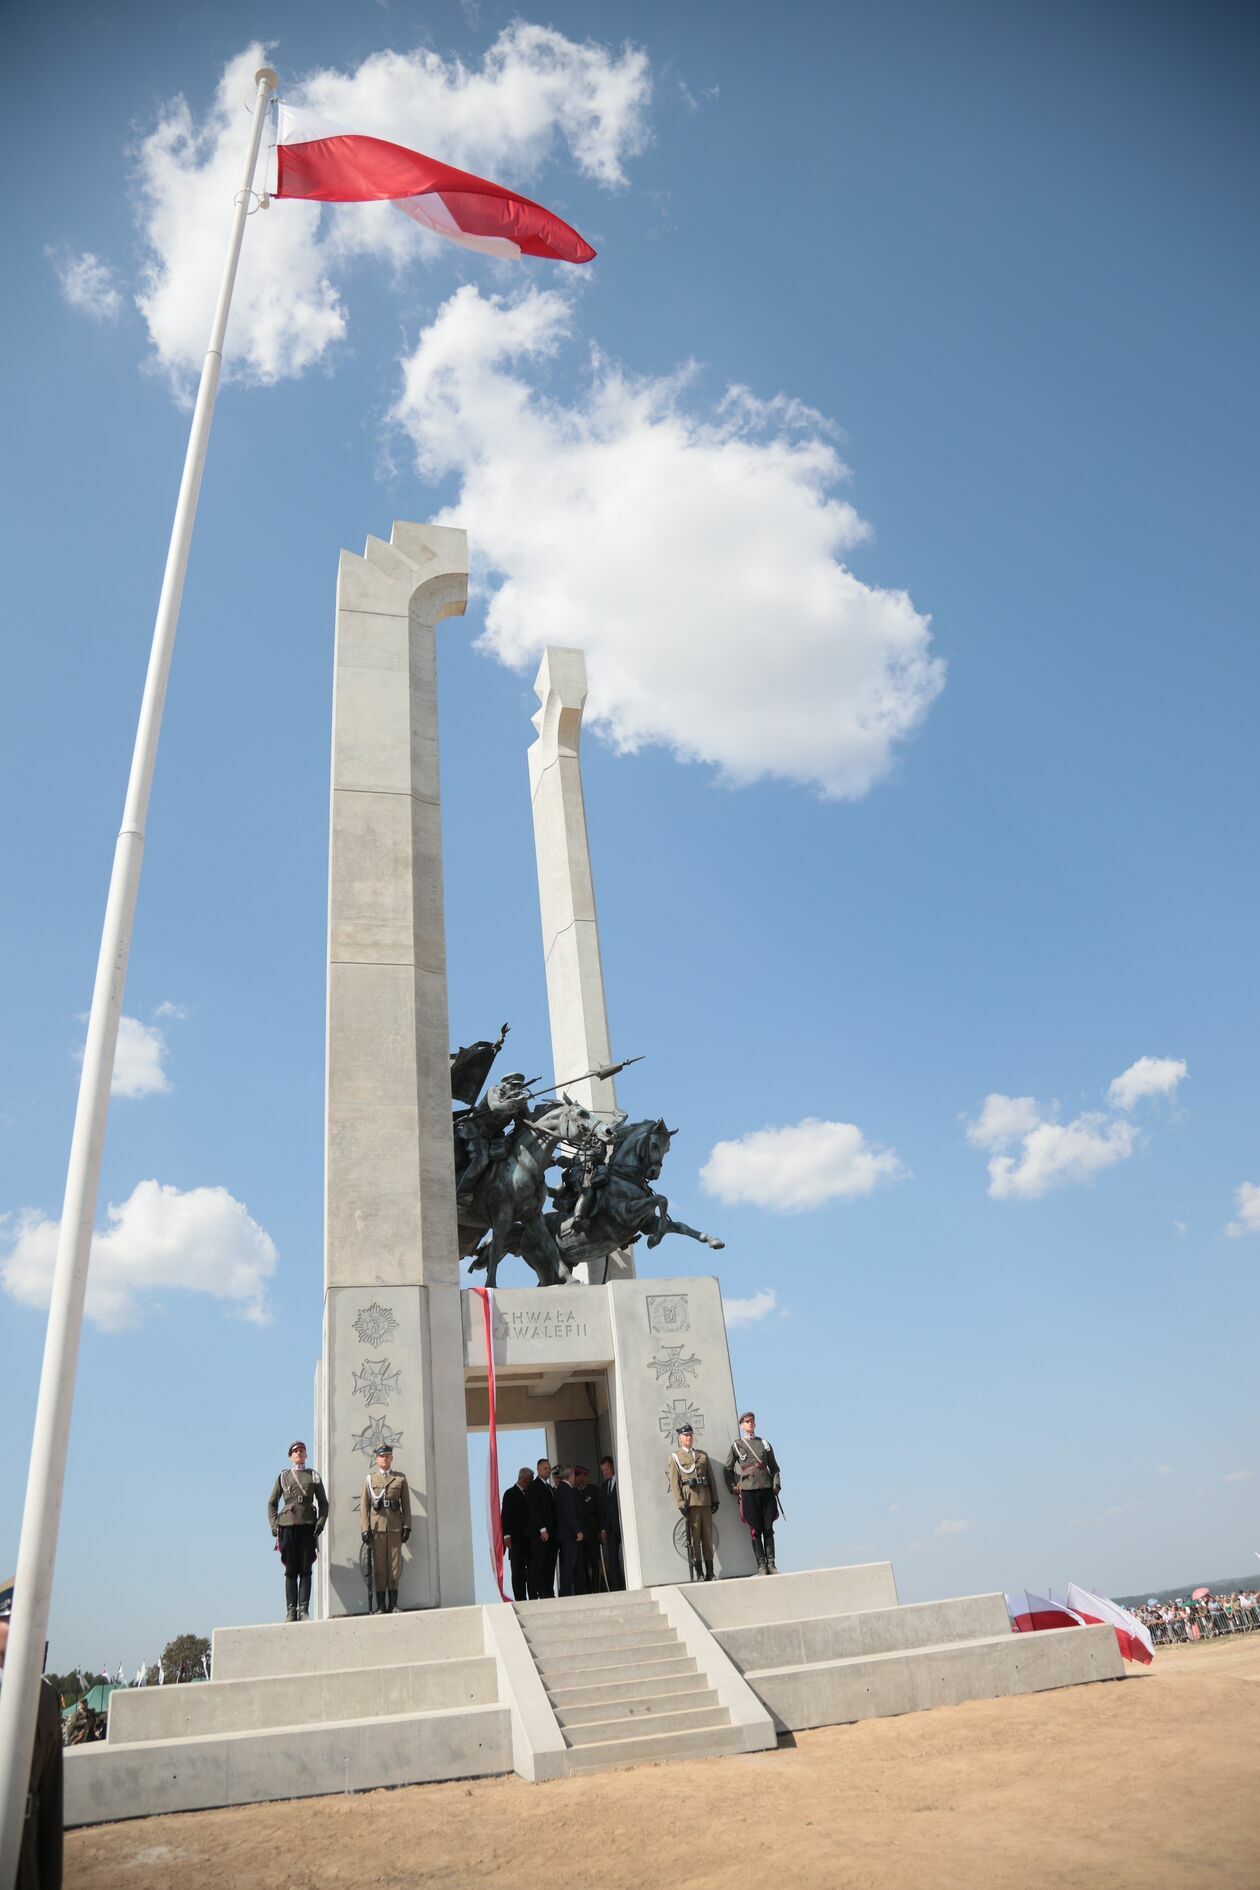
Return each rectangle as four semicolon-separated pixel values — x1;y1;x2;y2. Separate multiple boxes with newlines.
64;1563;1127;1823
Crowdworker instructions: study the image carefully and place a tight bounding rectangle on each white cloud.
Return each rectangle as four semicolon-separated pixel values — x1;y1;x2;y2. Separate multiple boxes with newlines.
1107;1056;1187;1112
132;31;651;389
1223;1181;1260;1239
153;999;188;1020
965;1094;1042;1150
700;1118;907;1212
1223;1469;1254;1484
933;1518;974;1537
106;1016;172;1099
394;283;943;797
968;1055;1185;1201
48;248;125;321
1157;1464;1174;1476
0;1180;277;1331
724;1288;778;1328
1173;1219;1188;1235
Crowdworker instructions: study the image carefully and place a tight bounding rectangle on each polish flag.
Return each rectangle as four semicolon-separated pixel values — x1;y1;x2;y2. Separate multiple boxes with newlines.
1064;1582;1155;1665
1005;1591;1084;1634
275;105;596;264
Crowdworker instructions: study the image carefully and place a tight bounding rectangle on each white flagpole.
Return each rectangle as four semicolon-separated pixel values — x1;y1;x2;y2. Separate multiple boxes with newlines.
0;65;277;1872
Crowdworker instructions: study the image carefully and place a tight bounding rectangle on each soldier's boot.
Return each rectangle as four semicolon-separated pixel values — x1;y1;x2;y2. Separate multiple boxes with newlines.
753;1543;767;1576
387;1589;399;1614
284;1575;299;1622
703;1561;715;1581
296;1573;312;1620
766;1551;778;1574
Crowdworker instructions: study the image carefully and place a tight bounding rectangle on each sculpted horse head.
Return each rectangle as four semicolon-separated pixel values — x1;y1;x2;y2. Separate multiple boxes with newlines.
607;1117;676;1183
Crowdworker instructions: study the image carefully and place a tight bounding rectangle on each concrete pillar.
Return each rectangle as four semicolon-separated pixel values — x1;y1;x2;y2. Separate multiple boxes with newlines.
528;647;635;1283
319;522;475;1616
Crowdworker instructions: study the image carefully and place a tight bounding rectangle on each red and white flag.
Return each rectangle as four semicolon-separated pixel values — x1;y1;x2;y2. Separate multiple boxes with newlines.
275;105;596;265
1005;1590;1084;1634
1064;1582;1155;1665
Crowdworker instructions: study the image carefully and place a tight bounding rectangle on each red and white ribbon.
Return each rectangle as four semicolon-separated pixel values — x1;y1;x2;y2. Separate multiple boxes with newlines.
471;1286;507;1601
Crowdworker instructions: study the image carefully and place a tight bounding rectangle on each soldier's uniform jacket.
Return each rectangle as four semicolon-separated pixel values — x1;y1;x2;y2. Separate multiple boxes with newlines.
361;1468;412;1534
724;1433;781;1494
267;1466;329;1532
668;1446;717;1510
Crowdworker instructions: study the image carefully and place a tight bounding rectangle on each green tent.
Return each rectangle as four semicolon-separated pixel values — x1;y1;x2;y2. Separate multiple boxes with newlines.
61;1683;119;1718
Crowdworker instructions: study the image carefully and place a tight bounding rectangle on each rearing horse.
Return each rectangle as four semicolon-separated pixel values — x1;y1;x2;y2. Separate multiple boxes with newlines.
461;1096;601;1288
543;1117;725;1274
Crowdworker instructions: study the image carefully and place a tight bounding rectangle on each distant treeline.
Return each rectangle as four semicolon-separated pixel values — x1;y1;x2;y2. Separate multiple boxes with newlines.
1116;1575;1257;1607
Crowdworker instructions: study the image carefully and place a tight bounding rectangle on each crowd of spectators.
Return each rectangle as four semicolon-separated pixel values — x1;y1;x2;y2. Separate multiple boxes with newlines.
1133;1590;1260;1645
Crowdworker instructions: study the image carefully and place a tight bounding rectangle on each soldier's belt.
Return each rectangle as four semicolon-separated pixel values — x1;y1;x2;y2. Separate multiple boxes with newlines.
373;1498;403;1512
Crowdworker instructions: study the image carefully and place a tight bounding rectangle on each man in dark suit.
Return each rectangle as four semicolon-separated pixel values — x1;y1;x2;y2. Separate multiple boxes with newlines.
525;1457;558;1599
599;1454;625;1590
500;1467;533;1601
574;1465;602;1593
554;1466;587;1596
0;1574;64;1890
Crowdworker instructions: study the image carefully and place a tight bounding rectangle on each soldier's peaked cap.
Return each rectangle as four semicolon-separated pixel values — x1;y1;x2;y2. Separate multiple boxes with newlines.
0;1575;14;1620
374;1443;394;1455
288;1440;307;1455
676;1423;694;1437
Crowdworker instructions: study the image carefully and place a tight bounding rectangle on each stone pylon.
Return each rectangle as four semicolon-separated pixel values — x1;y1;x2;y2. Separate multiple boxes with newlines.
528;646;635;1283
316;522;475;1616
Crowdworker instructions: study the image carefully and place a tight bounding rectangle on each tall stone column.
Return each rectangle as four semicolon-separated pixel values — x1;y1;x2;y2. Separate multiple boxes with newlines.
528;646;635;1282
319;522;475;1615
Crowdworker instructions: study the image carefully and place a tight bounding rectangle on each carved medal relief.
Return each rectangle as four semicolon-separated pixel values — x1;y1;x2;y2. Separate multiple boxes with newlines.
352;1359;401;1407
659;1396;706;1436
650;1344;700;1388
353;1301;400;1347
351;1415;404;1459
646;1293;690;1337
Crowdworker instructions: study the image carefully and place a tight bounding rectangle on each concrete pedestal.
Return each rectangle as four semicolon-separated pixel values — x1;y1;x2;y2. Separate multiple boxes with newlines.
463;1275;756;1586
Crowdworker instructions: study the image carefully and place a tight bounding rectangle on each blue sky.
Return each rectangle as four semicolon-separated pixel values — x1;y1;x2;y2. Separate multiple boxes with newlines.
1;0;1257;1672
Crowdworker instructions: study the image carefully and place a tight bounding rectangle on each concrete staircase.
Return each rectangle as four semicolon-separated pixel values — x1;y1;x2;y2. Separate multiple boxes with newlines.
514;1589;775;1774
684;1566;1126;1730
65;1606;511;1826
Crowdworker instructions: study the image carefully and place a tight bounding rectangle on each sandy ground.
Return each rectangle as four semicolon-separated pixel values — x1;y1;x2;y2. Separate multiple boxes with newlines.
68;1635;1260;1890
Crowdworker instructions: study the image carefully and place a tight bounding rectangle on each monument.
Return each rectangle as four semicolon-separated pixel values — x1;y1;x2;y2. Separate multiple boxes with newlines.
60;520;1127;1825
315;522;754;1614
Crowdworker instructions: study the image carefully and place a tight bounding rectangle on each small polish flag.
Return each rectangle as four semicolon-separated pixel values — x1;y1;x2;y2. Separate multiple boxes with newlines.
275;105;596;265
1005;1591;1084;1633
1064;1582;1155;1665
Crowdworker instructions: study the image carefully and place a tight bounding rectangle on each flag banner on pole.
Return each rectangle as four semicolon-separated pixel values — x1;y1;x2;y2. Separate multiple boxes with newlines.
275;105;596;264
470;1286;508;1602
1005;1591;1084;1633
1063;1582;1155;1665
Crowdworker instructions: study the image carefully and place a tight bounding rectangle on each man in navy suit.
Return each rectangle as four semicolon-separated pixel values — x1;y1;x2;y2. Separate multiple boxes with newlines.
499;1467;533;1602
554;1465;588;1596
598;1454;624;1590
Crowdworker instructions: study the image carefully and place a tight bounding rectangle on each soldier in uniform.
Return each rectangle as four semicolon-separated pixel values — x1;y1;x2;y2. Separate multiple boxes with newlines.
724;1410;782;1574
267;1439;329;1621
0;1574;64;1890
360;1443;412;1613
668;1422;719;1581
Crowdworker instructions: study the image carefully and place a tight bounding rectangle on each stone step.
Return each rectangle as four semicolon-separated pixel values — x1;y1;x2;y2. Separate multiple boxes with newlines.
524;1626;675;1663
65;1702;511;1827
521;1609;665;1649
715;1593;1012;1674
743;1625;1126;1733
546;1655;699;1696
555;1686;719;1730
547;1669;709;1712
563;1702;730;1748
512;1593;658;1624
531;1635;683;1677
107;1656;497;1746
212;1605;487;1683
562;1720;748;1773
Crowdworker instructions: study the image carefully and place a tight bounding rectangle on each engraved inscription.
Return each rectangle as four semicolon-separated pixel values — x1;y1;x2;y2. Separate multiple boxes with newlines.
493;1305;590;1343
352;1359;401;1407
351;1415;403;1458
650;1345;700;1389
646;1293;690;1337
353;1301;399;1347
659;1397;705;1436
